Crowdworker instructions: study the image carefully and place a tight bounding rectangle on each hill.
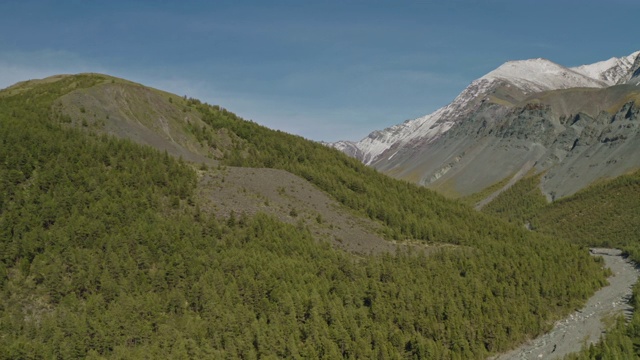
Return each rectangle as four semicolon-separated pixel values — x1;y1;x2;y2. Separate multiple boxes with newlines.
0;73;609;359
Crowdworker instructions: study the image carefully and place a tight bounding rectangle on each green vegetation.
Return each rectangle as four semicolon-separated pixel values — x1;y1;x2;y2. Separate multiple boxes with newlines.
480;173;549;225
545;171;640;359
533;170;640;250
478;169;640;358
478;169;640;250
192;101;550;245
0;74;610;358
458;173;513;207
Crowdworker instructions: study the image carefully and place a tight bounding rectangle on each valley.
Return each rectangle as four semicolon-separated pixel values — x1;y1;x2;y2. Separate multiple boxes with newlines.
328;50;640;358
3;3;640;359
496;249;639;360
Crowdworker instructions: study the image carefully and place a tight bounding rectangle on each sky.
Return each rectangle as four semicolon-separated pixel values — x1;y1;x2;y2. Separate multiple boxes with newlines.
1;0;639;142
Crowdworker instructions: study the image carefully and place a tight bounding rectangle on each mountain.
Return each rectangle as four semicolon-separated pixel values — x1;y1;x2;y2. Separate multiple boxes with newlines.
572;51;640;85
330;51;640;199
0;73;608;358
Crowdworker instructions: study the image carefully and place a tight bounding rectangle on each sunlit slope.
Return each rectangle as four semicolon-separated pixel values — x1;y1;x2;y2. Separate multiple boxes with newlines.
0;73;609;359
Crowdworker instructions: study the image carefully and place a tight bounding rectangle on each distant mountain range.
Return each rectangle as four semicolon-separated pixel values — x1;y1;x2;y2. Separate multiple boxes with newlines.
328;51;640;199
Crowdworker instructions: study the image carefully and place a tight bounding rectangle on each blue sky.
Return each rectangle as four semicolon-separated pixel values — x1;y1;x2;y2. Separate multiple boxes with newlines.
1;1;639;142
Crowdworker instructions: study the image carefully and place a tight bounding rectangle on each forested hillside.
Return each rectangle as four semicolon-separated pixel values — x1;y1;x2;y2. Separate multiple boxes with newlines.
0;74;609;359
480;169;640;252
477;169;640;358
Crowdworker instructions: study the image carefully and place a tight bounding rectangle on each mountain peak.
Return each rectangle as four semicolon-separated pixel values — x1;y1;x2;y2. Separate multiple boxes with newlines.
571;50;640;85
329;50;640;169
481;57;607;93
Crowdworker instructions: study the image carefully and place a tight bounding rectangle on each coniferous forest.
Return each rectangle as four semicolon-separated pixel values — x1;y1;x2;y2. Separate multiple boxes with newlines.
0;74;611;359
480;169;640;359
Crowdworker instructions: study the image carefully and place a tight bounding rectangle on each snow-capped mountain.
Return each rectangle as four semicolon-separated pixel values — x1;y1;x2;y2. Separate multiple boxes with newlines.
334;77;501;165
572;51;640;85
481;58;608;92
331;51;640;166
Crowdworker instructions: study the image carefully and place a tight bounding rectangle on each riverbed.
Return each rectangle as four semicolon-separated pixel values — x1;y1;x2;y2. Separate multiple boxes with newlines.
494;248;639;359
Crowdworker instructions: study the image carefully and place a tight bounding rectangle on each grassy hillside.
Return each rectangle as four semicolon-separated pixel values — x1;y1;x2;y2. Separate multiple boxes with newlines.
0;74;610;359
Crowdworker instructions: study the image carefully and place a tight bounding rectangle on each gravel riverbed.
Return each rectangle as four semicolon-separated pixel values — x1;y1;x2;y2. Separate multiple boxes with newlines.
494;248;639;359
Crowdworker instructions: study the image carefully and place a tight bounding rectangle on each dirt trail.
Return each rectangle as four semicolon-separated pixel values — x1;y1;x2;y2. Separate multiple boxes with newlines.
494;248;639;359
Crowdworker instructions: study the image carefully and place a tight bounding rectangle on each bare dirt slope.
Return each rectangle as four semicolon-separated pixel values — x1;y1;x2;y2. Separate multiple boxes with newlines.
43;74;432;255
197;166;399;254
57;80;219;165
494;248;639;360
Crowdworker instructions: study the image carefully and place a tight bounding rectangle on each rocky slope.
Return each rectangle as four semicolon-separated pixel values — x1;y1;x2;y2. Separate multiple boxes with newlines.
21;74;397;254
330;51;640;198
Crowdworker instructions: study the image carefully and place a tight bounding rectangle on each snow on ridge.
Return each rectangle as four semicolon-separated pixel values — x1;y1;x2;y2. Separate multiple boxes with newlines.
353;78;497;165
330;140;356;152
571;51;640;85
354;108;450;165
326;140;362;159
481;58;607;93
334;51;640;166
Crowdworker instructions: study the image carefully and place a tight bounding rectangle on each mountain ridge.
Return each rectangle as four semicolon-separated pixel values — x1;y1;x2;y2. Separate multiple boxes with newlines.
329;51;640;198
572;50;640;85
331;51;640;163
